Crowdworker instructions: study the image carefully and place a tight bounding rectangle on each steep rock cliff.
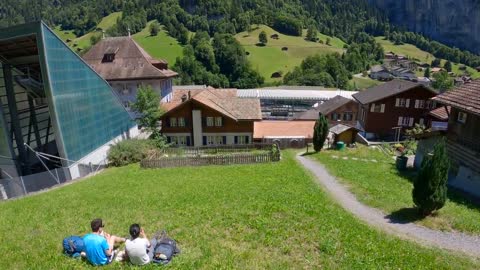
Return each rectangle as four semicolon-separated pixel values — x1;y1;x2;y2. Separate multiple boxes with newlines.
371;0;480;54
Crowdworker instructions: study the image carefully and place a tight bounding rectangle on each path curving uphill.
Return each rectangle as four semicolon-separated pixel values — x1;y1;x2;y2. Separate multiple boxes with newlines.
296;154;480;258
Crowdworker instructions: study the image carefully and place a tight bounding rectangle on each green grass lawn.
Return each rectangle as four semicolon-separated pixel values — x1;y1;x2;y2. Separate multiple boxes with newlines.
313;146;480;235
0;152;478;269
350;76;383;90
72;12;122;52
53;26;77;42
236;25;345;83
375;36;480;79
133;21;184;66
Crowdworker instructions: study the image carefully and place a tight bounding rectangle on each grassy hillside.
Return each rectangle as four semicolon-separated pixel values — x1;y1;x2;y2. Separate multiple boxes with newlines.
375;37;480;79
0;152;477;269
53;26;77;41
236;25;345;83
133;21;184;65
71;12;122;52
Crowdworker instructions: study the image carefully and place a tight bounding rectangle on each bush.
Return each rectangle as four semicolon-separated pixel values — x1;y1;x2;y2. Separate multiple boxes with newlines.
107;139;156;167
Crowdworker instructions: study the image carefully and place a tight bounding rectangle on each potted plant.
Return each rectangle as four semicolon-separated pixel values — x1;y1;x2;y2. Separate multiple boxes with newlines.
395;140;417;171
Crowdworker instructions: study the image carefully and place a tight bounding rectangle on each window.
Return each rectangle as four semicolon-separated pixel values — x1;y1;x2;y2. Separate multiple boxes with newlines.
237;135;249;144
395;98;410;108
425;100;436;109
398;117;414;127
178;117;186;127
458;111;468;124
343;112;353;121
215;117;223;127
169;117;177;127
414;100;425;109
177;136;187;146
215;136;225;145
206;136;215;145
331;113;340;121
206;135;225;145
206;117;214;127
370;103;385;113
419;118;425;126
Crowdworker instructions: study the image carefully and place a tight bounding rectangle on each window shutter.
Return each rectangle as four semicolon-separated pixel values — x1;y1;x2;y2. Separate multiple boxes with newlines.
221;117;224;127
166;136;171;143
234;136;238;144
186;136;191;146
398;117;403;126
409;117;414;127
380;104;385;113
370;103;375;112
414;100;419;109
165;117;170;127
202;136;207;145
395;98;400;107
223;136;227;145
405;99;410;108
246;136;250;144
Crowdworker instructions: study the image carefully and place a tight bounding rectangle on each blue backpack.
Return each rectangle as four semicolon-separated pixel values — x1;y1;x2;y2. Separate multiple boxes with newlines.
63;236;85;258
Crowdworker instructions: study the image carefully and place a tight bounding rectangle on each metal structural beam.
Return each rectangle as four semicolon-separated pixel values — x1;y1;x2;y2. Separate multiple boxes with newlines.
3;64;30;175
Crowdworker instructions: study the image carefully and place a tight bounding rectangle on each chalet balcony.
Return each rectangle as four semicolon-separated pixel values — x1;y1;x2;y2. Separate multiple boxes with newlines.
447;136;480;175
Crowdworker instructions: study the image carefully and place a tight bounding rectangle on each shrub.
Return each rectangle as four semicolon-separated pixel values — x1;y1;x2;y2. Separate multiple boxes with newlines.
313;114;329;152
107;139;156;167
412;139;449;216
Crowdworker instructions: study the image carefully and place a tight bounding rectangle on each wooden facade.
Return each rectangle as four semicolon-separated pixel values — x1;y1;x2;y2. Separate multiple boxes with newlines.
356;85;437;139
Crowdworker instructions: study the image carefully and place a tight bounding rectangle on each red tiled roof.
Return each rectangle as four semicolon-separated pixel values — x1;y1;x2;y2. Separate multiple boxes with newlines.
428;106;451;121
254;121;315;139
82;37;177;80
433;79;480;116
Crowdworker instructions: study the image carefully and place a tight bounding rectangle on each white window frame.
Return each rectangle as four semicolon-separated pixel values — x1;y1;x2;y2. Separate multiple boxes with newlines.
371;104;384;113
457;111;468;124
178;117;185;127
207;136;216;145
419;118;425;126
177;136;187;146
170;117;177;127
343;112;353;121
237;135;247;144
215;117;223;127
206;117;214;127
215;136;224;145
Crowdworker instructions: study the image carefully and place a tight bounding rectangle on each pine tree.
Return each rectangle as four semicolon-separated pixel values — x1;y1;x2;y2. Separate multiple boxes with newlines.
412;139;449;216
313;114;329;152
306;26;317;42
444;61;452;72
258;30;267;45
424;67;431;78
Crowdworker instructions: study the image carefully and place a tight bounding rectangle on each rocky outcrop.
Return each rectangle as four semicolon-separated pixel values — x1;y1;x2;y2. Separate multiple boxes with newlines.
371;0;480;54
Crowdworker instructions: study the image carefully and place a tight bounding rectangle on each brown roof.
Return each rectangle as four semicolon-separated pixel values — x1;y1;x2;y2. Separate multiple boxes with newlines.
329;124;359;135
428;106;451;121
352;79;435;104
433;79;480;116
294;95;355;120
163;87;262;120
82;36;177;80
254;121;315;139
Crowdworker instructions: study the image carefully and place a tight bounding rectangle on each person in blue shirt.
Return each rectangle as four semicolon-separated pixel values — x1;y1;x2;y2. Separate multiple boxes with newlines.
83;218;126;266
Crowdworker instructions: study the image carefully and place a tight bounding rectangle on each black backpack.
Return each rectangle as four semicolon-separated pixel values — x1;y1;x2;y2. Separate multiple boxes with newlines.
152;231;180;265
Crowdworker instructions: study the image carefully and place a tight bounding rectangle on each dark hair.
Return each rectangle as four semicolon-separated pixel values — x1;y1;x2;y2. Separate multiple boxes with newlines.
129;224;141;239
91;218;104;232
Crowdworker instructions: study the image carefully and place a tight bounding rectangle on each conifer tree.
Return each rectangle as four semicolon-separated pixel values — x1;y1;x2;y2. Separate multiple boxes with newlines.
313;114;329;152
259;30;268;45
412;139;449;216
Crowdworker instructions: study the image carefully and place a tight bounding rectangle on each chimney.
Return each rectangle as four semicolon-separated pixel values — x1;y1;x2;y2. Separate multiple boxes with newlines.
181;94;187;103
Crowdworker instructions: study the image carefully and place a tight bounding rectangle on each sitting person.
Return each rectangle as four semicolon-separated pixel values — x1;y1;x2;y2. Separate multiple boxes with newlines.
125;224;158;265
83;218;126;266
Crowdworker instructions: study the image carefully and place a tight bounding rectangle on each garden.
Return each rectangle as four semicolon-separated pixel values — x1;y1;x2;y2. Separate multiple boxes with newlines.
313;145;480;235
0;152;478;269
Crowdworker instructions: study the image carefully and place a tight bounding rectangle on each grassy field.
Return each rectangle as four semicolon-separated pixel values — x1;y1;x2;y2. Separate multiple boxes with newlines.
0;152;478;269
313;146;480;235
71;12;122;52
236;25;345;83
53;26;77;42
350;76;383;90
375;36;480;79
133;21;184;65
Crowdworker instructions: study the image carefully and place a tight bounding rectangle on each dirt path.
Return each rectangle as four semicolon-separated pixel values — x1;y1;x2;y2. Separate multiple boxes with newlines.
296;154;480;258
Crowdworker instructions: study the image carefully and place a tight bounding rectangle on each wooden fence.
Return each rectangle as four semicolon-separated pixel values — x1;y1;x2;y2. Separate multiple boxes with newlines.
141;144;281;169
161;143;274;157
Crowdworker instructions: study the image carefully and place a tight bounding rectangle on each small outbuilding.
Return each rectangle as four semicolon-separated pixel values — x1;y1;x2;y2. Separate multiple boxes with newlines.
329;124;359;145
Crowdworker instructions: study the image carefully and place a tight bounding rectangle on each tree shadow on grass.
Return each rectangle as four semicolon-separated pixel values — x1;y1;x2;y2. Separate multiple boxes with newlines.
386;207;426;224
300;151;317;157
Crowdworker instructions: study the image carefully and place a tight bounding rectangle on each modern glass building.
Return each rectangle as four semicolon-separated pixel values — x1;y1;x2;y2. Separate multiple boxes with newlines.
0;21;138;188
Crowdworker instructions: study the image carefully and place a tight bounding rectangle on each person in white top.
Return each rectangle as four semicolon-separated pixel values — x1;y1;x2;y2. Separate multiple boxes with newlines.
125;224;157;265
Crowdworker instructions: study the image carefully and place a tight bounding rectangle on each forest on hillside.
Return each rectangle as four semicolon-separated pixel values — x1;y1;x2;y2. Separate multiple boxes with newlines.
2;0;480;88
